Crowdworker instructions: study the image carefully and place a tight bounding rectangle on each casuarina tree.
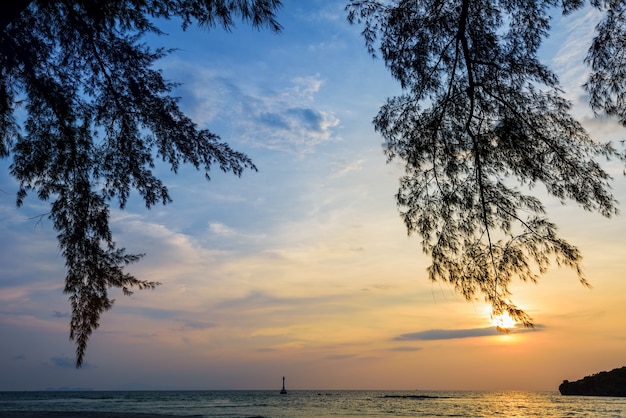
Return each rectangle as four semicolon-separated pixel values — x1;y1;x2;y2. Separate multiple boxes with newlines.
346;0;626;326
0;0;282;366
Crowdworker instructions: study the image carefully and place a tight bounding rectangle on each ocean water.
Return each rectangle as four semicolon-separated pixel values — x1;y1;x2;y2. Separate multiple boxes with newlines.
1;390;625;417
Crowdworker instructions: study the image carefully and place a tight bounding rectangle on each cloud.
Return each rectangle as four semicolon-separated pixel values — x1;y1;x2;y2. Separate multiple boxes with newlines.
289;76;324;100
114;304;217;331
164;62;340;155
213;290;287;311
551;7;602;104
395;325;545;341
207;221;265;242
50;355;94;369
293;2;345;24
116;306;189;322
326;354;355;360
253;106;339;151
552;8;600;70
330;159;365;178
307;36;347;53
258;112;291;130
396;328;500;340
388;346;422;352
245;77;340;153
179;319;217;330
208;222;237;237
286;107;331;132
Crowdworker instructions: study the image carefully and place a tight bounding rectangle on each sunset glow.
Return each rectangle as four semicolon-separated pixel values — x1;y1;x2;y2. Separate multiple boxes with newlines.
1;2;625;393
491;312;517;330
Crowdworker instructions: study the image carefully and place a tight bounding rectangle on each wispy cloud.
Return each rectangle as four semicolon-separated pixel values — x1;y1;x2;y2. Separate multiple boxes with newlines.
179;319;218;331
292;2;346;24
388;346;422;352
551;7;602;104
165;62;340;155
326;354;355;360
245;76;340;153
552;8;600;68
208;222;237;237
330;159;365;178
50;355;94;369
395;325;544;341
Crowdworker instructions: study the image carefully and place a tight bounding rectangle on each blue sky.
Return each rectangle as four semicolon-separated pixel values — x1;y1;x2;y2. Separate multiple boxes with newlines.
1;1;625;391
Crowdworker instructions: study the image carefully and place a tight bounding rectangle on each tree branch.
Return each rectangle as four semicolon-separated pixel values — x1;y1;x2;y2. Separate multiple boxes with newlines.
0;0;33;33
458;0;500;296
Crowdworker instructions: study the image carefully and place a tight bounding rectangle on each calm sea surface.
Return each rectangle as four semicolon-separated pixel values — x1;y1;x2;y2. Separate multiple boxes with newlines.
1;390;625;417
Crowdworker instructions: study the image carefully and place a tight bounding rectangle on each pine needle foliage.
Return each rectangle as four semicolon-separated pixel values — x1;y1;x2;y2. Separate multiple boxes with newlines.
347;0;625;325
0;0;282;367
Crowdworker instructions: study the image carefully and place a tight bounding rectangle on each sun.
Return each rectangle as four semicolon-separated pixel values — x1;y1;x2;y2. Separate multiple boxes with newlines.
491;312;517;330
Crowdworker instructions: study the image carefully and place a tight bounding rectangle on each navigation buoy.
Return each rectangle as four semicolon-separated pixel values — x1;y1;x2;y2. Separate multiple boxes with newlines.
280;376;287;394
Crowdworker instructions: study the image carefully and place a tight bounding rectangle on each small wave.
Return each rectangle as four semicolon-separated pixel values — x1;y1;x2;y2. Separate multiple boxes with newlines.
382;395;449;399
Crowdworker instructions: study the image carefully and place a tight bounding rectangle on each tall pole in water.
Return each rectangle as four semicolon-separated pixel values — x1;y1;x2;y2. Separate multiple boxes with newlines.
280;376;287;394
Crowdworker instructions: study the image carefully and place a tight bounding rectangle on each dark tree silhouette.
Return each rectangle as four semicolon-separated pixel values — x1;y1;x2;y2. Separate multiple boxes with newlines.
0;0;281;366
346;0;625;326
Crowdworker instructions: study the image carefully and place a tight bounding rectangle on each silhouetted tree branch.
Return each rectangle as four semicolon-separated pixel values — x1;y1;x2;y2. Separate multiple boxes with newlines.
347;0;624;325
1;0;282;367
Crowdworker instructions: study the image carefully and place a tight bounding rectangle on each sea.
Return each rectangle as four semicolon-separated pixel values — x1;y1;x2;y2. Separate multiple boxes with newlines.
1;390;625;417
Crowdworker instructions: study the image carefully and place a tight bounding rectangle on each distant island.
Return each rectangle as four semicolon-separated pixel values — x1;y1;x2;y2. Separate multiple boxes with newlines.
559;366;626;397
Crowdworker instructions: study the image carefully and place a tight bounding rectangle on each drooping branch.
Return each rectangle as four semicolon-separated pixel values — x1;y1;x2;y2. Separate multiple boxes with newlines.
457;0;500;292
347;0;618;326
3;0;282;367
0;0;32;32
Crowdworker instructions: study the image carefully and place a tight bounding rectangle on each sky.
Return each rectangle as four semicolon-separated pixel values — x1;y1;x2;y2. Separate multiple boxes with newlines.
1;1;625;392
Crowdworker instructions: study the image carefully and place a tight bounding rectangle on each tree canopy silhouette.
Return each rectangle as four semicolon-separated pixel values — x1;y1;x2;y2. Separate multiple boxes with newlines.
3;0;625;367
346;0;626;326
0;0;281;367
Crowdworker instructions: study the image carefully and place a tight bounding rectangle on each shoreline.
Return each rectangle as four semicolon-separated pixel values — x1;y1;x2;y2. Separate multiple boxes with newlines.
0;413;190;418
